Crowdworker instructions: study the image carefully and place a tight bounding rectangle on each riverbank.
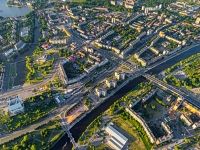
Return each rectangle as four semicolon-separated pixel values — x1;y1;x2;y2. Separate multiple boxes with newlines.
0;0;31;18
7;0;24;8
51;44;200;150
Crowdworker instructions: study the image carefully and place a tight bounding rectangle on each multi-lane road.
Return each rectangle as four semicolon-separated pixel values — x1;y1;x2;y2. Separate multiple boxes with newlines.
0;60;59;100
94;43;200;109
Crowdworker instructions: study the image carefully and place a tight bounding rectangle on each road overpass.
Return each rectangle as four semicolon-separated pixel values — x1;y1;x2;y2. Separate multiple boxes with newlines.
143;74;200;110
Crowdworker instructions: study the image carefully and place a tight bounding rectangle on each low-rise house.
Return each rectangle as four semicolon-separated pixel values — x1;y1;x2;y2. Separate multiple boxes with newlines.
4;49;15;57
14;40;26;51
20;27;30;37
41;43;51;50
36;55;50;63
7;96;24;116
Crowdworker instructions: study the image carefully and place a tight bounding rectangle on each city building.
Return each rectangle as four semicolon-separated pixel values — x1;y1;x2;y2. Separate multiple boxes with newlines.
142;4;162;14
192;121;200;129
180;114;193;126
110;0;135;8
124;0;135;9
95;88;107;97
110;0;116;5
49;38;67;45
4;49;15;57
54;95;65;104
115;72;126;80
105;123;128;150
161;122;173;134
105;80;117;88
195;17;200;24
58;63;68;85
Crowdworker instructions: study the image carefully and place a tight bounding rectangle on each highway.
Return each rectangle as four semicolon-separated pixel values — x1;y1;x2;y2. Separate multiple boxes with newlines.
143;74;200;109
0;60;59;100
0;90;84;145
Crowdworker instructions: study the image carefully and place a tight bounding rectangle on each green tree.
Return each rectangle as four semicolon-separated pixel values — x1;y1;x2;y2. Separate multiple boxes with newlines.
13;145;20;150
30;144;37;150
2;145;8;150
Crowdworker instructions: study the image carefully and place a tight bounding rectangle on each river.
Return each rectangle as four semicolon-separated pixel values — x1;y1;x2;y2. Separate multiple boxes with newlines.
0;0;31;17
52;45;200;150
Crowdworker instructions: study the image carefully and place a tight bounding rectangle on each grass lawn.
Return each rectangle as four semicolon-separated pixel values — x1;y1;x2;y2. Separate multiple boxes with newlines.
72;0;86;2
78;116;102;145
95;144;111;150
112;116;146;150
8;63;17;88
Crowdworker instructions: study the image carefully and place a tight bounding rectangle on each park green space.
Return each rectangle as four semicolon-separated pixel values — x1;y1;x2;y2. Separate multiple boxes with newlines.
0;20;13;47
68;0;130;12
0;92;57;132
26;47;55;83
0;119;64;150
112;115;147;150
164;53;200;89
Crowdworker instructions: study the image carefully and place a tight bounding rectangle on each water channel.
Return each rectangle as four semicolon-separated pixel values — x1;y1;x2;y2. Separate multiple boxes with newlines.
52;45;200;150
